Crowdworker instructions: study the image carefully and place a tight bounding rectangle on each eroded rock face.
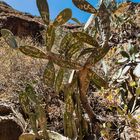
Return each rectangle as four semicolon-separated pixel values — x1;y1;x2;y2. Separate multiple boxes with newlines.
0;1;84;43
0;103;25;140
0;1;45;43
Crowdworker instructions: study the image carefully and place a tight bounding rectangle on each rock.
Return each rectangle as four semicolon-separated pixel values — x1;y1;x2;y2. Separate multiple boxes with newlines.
0;1;83;43
0;1;45;43
0;102;25;140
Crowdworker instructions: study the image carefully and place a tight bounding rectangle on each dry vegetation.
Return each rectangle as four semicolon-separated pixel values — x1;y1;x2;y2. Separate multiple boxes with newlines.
1;36;140;139
0;0;140;140
0;37;44;99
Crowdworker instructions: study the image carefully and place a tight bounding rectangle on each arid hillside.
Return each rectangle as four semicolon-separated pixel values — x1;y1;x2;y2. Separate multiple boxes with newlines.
0;1;140;140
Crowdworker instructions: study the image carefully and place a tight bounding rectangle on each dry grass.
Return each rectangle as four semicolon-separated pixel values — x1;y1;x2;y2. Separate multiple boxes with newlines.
0;37;47;101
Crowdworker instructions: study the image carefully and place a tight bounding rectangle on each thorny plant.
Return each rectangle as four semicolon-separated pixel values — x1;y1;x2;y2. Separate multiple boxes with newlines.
2;0;139;139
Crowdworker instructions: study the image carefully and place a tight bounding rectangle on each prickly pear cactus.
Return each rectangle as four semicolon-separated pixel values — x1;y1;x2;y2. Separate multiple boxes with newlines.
1;0;111;139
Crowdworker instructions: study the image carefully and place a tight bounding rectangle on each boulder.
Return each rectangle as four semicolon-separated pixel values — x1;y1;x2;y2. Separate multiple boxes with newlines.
0;102;25;140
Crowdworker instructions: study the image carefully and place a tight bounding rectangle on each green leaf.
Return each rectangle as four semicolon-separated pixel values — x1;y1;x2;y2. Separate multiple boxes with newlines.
72;0;97;14
120;51;130;59
37;105;48;139
136;87;140;96
72;32;99;47
59;33;82;58
67;42;82;58
1;29;18;49
71;17;81;24
117;107;124;115
64;83;76;138
19;46;47;59
43;61;55;87
36;0;49;25
59;33;73;53
98;2;110;42
129;81;136;87
19;92;30;114
88;45;110;65
90;70;108;88
129;45;138;55
53;8;72;27
53;58;80;69
46;25;55;51
25;84;38;103
78;48;95;58
55;68;64;92
29;113;38;135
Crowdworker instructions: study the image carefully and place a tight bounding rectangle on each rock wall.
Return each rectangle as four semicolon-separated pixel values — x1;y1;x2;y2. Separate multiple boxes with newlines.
0;1;45;43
